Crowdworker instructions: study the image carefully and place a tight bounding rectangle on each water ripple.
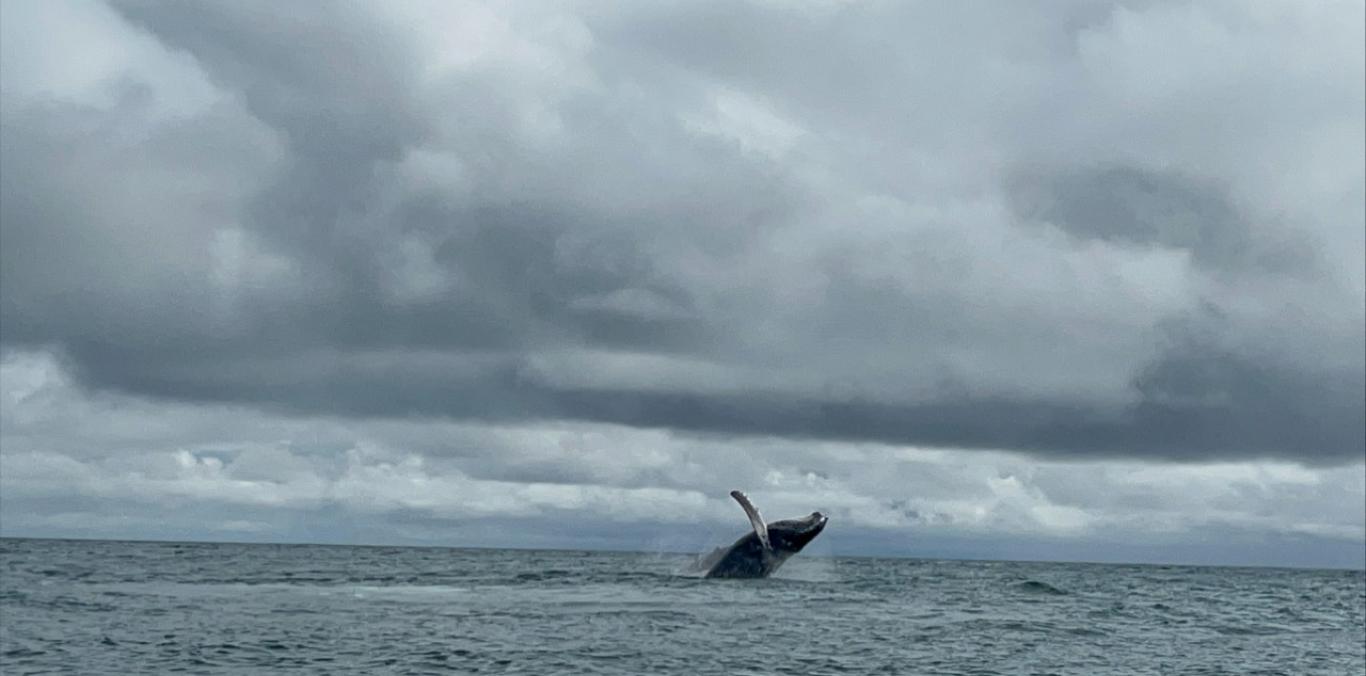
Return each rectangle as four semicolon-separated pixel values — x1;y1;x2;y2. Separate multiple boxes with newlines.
1;538;1362;675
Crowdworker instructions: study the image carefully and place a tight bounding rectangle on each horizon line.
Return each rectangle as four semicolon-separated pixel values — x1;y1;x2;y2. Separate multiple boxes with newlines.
3;533;1361;573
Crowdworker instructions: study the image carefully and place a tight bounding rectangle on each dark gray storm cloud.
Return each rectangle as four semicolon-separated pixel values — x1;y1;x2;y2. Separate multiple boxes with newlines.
2;0;1363;464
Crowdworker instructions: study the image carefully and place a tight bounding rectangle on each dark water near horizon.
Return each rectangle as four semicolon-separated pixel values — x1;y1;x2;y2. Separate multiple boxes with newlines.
1;538;1362;675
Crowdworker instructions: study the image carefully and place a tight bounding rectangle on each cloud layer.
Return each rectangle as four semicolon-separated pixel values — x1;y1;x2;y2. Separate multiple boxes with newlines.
3;0;1363;464
1;1;1363;567
3;351;1363;567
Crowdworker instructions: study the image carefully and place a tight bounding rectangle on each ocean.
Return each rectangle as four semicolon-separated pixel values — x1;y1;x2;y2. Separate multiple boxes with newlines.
1;538;1362;675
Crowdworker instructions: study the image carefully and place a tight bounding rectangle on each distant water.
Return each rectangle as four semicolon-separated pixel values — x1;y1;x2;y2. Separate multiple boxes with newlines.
2;538;1363;675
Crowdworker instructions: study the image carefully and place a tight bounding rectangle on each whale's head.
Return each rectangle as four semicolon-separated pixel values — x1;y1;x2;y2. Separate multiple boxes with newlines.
766;511;828;554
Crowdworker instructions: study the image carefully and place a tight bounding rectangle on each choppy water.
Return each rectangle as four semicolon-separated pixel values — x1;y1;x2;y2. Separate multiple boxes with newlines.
1;538;1362;675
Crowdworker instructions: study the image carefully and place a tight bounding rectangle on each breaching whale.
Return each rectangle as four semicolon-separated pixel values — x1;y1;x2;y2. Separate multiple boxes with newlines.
698;490;828;579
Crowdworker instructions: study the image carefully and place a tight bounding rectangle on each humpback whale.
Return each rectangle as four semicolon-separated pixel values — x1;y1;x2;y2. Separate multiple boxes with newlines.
699;490;828;579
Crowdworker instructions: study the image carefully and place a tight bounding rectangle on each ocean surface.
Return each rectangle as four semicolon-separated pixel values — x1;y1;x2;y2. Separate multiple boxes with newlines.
1;538;1362;675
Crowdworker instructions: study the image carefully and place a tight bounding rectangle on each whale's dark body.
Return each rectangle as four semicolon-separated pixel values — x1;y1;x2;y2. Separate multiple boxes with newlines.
700;491;828;579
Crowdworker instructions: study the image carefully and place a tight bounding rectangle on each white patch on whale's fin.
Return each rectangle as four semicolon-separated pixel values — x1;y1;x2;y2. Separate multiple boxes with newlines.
730;490;771;551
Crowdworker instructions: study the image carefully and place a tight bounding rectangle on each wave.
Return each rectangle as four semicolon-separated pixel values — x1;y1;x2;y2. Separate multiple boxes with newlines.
1011;580;1069;595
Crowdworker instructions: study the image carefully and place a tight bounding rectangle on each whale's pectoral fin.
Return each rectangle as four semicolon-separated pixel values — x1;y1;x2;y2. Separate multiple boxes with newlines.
730;490;771;551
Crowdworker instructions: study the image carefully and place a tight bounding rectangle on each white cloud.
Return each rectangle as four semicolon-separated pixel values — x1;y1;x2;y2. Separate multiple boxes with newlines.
2;351;1360;562
0;0;219;116
0;2;1361;565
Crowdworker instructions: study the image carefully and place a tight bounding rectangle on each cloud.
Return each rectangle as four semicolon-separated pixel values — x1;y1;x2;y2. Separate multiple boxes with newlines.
0;0;1362;470
2;351;1362;567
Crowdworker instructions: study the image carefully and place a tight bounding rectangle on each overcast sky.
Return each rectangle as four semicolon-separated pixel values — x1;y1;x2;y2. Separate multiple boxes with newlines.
1;0;1362;568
